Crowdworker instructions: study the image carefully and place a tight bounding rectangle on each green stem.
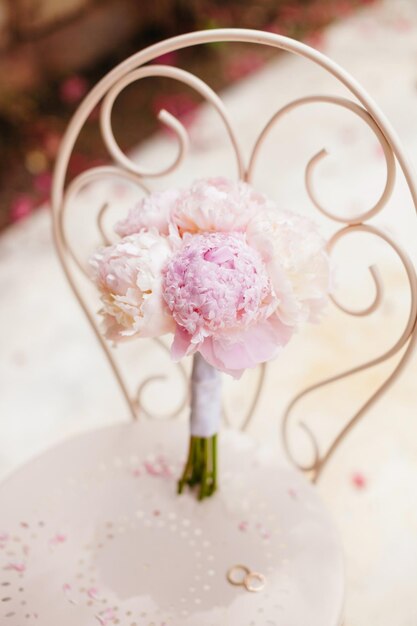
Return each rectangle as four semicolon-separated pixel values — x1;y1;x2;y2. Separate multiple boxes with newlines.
190;437;202;486
178;437;196;494
212;434;218;493
199;439;207;500
178;434;218;500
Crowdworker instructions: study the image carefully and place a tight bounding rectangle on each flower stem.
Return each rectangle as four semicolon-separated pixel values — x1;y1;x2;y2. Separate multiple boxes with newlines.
177;434;218;500
212;434;218;493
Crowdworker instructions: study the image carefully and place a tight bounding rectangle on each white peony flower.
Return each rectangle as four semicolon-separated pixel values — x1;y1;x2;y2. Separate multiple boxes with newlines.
246;208;331;325
89;229;175;340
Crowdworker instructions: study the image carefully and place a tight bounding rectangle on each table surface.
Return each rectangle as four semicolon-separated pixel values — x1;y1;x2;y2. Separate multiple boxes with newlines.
1;1;417;625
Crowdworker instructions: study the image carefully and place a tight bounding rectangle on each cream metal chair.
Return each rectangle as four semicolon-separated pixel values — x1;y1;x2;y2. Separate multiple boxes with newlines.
0;29;416;626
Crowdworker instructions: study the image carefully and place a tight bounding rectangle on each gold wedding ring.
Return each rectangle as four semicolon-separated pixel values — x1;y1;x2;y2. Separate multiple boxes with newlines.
226;565;265;592
244;571;266;592
227;564;251;586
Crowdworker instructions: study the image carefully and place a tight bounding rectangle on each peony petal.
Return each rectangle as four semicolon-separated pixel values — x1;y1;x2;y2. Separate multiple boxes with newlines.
171;325;194;361
201;317;294;378
247;207;330;324
140;293;175;338
172;178;269;235
199;337;244;379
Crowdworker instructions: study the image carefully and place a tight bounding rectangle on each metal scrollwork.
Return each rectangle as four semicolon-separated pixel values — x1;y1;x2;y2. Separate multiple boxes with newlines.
282;224;417;479
61;165;149;277
134;338;190;420
52;29;417;476
100;65;245;179
248;95;396;223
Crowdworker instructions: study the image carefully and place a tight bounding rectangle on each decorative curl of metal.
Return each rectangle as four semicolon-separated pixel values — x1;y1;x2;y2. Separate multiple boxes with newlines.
133;338;190;421
51;29;417;477
62;165;149;277
282;224;417;480
100;65;244;179
247;95;396;224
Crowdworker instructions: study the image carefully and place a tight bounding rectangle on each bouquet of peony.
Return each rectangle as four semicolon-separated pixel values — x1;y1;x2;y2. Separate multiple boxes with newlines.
90;178;330;499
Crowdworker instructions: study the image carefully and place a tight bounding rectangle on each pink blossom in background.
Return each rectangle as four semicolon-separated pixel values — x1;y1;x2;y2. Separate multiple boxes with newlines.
33;171;52;195
42;132;62;159
10;195;34;222
263;23;289;36
306;2;330;24
153;51;179;66
332;0;354;18
59;75;88;105
152;93;198;132
305;30;327;50
279;4;305;22
225;52;264;82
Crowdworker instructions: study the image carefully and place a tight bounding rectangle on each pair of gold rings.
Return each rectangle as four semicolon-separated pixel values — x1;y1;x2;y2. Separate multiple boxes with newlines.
226;565;266;592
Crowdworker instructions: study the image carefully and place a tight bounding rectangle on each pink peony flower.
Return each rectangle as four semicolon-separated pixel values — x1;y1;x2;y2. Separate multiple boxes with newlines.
90;230;175;340
172;177;273;236
162;232;293;377
115;188;182;237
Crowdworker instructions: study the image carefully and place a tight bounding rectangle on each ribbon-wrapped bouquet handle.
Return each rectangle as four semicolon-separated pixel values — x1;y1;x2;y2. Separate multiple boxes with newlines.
90;177;331;499
178;352;221;499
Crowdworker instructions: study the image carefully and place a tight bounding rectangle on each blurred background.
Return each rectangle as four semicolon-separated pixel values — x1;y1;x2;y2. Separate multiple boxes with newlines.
0;0;376;229
2;1;417;625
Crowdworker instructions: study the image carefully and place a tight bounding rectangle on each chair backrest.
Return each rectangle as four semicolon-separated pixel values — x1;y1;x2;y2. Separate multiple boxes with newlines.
51;28;417;483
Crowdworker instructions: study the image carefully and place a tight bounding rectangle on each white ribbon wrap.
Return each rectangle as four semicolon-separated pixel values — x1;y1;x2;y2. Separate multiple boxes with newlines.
190;353;222;438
